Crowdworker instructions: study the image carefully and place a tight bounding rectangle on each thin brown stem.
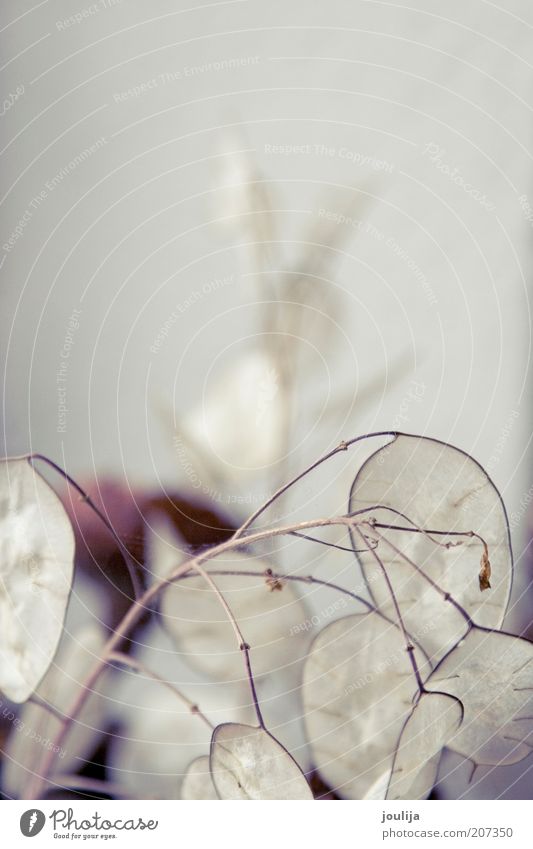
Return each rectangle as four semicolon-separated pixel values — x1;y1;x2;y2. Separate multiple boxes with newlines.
174;568;376;613
28;695;69;723
191;562;246;650
108;652;214;730
349;505;475;552
28;454;143;600
369;518;488;552
372;526;474;627
231;431;399;539
175;560;264;728
354;523;425;693
240;643;265;728
288;529;375;553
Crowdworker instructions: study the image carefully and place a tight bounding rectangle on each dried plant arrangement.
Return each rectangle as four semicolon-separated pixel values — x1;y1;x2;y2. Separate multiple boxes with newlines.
1;429;528;801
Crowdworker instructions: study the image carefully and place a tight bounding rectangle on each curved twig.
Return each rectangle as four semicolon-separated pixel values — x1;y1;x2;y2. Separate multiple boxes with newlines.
371;525;474;627
107;651;214;730
353;523;425;693
232;431;399;539
28;454;143;600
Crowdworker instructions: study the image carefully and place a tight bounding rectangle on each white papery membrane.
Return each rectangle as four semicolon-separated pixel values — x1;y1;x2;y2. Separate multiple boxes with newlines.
181;756;218;800
425;627;533;766
0;458;75;703
3;622;110;798
386;691;463;800
210;723;313;800
349;434;513;666
302;610;430;799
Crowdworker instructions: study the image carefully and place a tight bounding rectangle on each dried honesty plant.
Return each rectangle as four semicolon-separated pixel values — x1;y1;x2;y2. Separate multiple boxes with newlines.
0;432;530;801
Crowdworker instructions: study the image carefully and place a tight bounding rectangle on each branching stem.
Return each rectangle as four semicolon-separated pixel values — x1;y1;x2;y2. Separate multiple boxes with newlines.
372;527;474;627
354;523;425;693
25;448;487;798
231;431;399;539
185;560;264;727
27;511;359;798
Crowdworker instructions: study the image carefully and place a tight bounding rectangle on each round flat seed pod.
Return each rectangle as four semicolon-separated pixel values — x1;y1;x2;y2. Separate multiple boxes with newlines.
349;434;512;665
426;627;533;765
181;756;218;800
0;458;75;703
303;611;427;798
387;692;463;800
